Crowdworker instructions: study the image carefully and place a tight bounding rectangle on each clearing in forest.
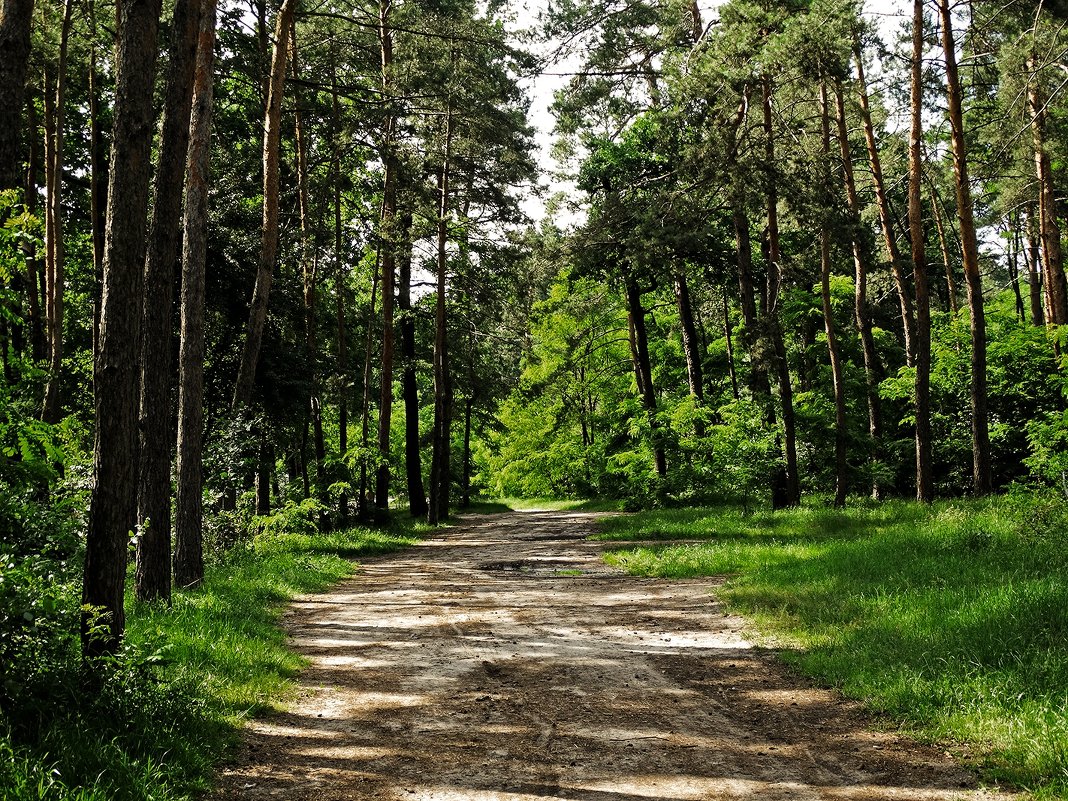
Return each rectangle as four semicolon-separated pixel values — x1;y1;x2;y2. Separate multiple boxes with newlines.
209;511;1013;801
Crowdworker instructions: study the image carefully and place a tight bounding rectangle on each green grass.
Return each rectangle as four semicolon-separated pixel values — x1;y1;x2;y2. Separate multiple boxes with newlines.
0;519;424;801
599;496;1068;798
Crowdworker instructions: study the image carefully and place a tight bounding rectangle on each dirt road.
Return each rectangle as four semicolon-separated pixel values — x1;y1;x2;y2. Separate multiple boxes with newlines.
210;510;1013;801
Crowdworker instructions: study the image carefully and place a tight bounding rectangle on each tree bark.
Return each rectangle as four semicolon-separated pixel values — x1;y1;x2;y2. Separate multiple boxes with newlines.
460;397;472;508
396;211;427;517
22;95;44;363
1027;205;1045;326
375;0;398;510
674;269;704;425
0;0;34;191
930;189;960;314
938;0;990;495
84;0;163;660
136;0;202;603
820;82;848;508
174;0;217;592
428;105;454;525
332;70;350;525
854;36;917;366
41;0;73;425
625;277;667;480
87;3;106;361
762;73;799;508
909;0;934;503
233;0;297;409
834;79;882;500
1027;55;1068;326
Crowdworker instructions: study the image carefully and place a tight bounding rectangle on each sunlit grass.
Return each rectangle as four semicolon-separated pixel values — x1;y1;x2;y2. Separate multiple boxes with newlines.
600;496;1068;798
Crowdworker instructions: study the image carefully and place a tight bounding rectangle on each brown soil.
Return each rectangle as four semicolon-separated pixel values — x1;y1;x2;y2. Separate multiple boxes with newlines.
209;510;1015;801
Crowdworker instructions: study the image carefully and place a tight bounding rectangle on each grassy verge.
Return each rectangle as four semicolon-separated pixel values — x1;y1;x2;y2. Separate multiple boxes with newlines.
0;520;424;801
598;496;1068;799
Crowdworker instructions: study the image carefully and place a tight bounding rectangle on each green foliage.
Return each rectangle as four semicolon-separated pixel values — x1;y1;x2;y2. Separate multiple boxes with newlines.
0;517;423;800
601;497;1068;795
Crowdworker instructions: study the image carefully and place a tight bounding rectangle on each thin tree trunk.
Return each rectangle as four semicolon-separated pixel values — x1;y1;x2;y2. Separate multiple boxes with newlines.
854;35;917;366
84;0;163;660
290;27;327;507
674;269;705;434
87;3;106;361
332;70;349;525
625;277;667;480
1028;55;1068;326
834;79;882;500
233;0;297;409
930;190;960;314
0;0;35;191
1008;212;1025;322
42;0;73;424
722;287;739;401
358;253;379;520
136;0;202;603
428;104;454;526
22;94;44;363
460;397;472;508
820;82;848;508
762;73;799;508
909;0;934;503
1027;205;1045;325
938;0;991;495
397;211;427;517
174;0;217;592
375;0;398;510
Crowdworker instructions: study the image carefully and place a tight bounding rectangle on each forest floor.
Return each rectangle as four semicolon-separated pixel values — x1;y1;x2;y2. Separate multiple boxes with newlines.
207;510;1015;801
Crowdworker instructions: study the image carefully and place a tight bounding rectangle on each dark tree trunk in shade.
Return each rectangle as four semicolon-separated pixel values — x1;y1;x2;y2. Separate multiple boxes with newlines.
23;96;45;364
255;436;271;515
909;0;934;503
460;397;472;508
819;82;848;509
1027;207;1045;326
136;0;202;604
854;36;916;366
722;288;739;401
624;277;667;480
375;0;398;510
674;270;704;436
332;71;349;525
762;73;799;508
1008;213;1025;323
397;213;427;518
174;0;216;591
41;0;73;425
233;0;297;410
1027;57;1068;327
930;192;959;315
358;256;379;520
0;0;34;191
938;0;991;496
87;5;106;360
834;79;883;500
84;0;163;660
428;110;454;526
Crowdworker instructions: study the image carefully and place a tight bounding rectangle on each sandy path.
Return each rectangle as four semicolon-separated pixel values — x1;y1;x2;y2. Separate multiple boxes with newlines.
209;510;1013;801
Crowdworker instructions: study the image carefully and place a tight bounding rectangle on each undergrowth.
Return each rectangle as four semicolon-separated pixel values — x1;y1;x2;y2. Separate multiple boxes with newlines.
0;517;424;801
599;493;1068;799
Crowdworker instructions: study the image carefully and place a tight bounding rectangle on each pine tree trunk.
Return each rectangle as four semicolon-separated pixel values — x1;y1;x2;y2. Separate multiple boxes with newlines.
136;0;202;604
820;83;848;508
233;0;297;409
397;212;427;517
22;96;44;364
762;73;799;507
332;72;349;525
1027;56;1068;326
722;287;739;401
930;191;960;314
625;277;667;480
854;36;917;366
41;0;73;425
358;255;379;520
428;107;454;525
1027;206;1045;326
87;5;106;361
0;0;34;191
1008;212;1025;322
174;0;216;592
460;397;472;508
909;0;934;503
375;0;398;510
834;79;882;500
84;0;163;660
674;270;704;436
938;0;991;495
